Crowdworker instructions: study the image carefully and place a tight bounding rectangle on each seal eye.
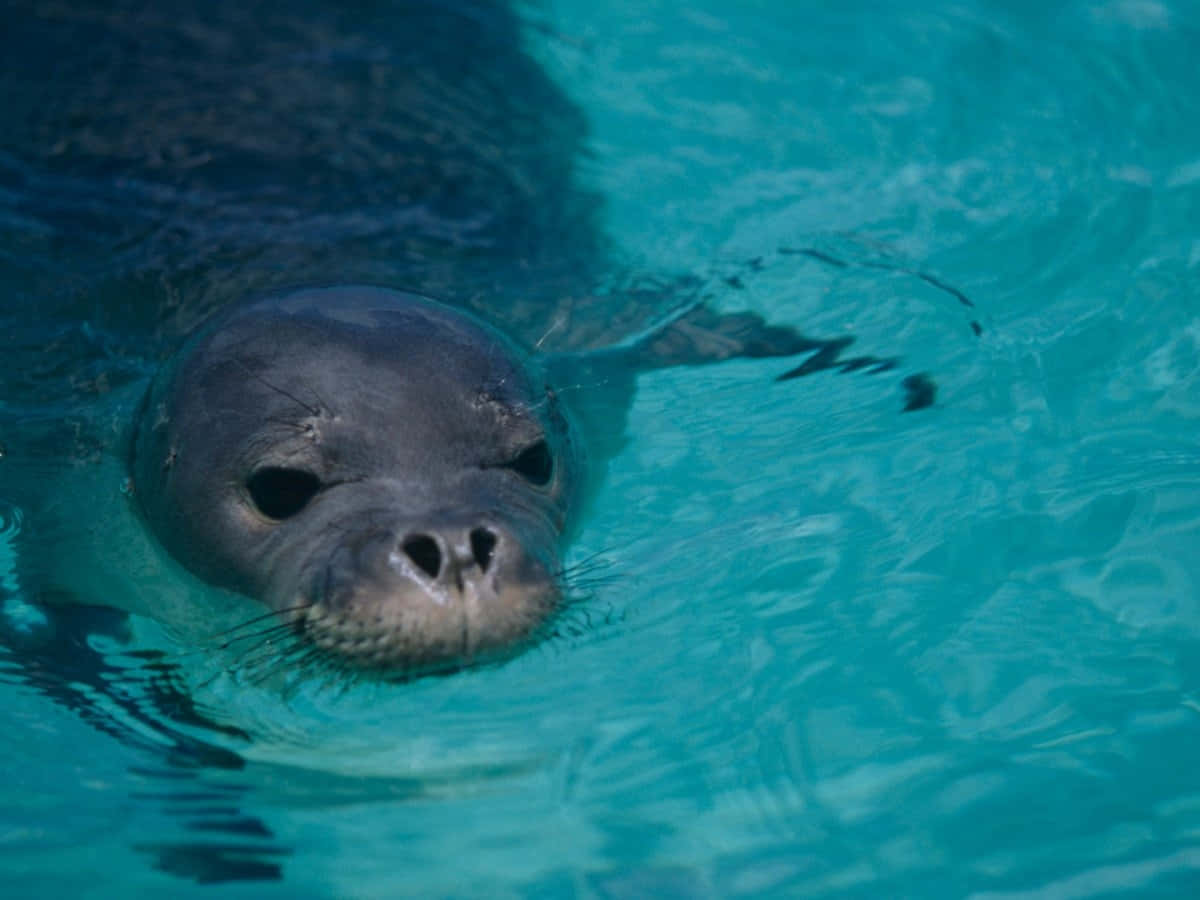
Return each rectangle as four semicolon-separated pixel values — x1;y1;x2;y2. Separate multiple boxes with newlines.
504;440;553;487
245;467;322;520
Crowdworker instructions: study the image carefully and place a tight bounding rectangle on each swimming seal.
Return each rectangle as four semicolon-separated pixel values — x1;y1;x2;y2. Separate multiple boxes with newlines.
0;2;960;885
1;0;941;687
116;279;920;679
131;286;582;677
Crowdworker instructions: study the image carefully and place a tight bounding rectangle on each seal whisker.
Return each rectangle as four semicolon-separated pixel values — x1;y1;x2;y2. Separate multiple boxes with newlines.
237;638;319;687
232;638;304;676
214;620;303;653
238;657;289;688
202;604;314;644
554;555;613;580
546;597;621;645
228;623;311;670
283;646;351;688
320;657;365;695
562;573;625;596
552;542;636;582
159;624;300;680
559;558;614;578
257;644;317;674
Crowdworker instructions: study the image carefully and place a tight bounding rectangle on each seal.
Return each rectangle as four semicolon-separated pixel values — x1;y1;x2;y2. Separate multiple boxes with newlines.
117;282;919;679
0;0;941;689
130;286;583;677
0;2;959;885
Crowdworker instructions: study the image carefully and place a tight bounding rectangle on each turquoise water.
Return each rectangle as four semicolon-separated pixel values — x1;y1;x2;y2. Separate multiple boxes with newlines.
4;0;1200;895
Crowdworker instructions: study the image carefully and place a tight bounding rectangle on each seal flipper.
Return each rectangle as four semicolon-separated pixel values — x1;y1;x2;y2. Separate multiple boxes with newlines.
600;235;987;412
542;298;932;491
626;303;902;375
559;302;934;412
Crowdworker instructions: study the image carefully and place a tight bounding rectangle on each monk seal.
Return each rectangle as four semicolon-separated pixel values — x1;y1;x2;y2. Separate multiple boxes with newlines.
0;1;965;885
130;286;583;678
109;277;932;682
0;0;949;690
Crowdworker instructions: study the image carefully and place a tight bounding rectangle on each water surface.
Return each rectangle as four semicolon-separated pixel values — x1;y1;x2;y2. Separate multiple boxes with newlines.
3;0;1200;895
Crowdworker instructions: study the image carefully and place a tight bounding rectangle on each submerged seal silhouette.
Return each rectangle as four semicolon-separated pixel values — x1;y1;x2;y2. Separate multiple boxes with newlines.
131;286;583;678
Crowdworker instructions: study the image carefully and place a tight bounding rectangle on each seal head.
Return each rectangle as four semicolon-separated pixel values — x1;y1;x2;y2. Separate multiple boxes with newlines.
131;286;582;678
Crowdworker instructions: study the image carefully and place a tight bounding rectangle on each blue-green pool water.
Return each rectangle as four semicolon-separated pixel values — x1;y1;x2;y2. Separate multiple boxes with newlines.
4;0;1200;895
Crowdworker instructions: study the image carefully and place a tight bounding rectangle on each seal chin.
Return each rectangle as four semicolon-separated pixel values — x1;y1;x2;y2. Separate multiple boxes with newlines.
285;520;560;678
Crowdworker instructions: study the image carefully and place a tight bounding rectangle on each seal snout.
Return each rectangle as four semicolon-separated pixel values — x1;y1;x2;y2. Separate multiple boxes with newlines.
297;516;558;676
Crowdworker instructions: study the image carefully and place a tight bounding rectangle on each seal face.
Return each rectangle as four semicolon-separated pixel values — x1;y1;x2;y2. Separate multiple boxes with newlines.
131;286;583;678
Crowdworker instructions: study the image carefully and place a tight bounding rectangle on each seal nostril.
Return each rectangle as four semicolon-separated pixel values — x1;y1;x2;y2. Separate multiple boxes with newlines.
402;534;442;579
470;527;497;573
